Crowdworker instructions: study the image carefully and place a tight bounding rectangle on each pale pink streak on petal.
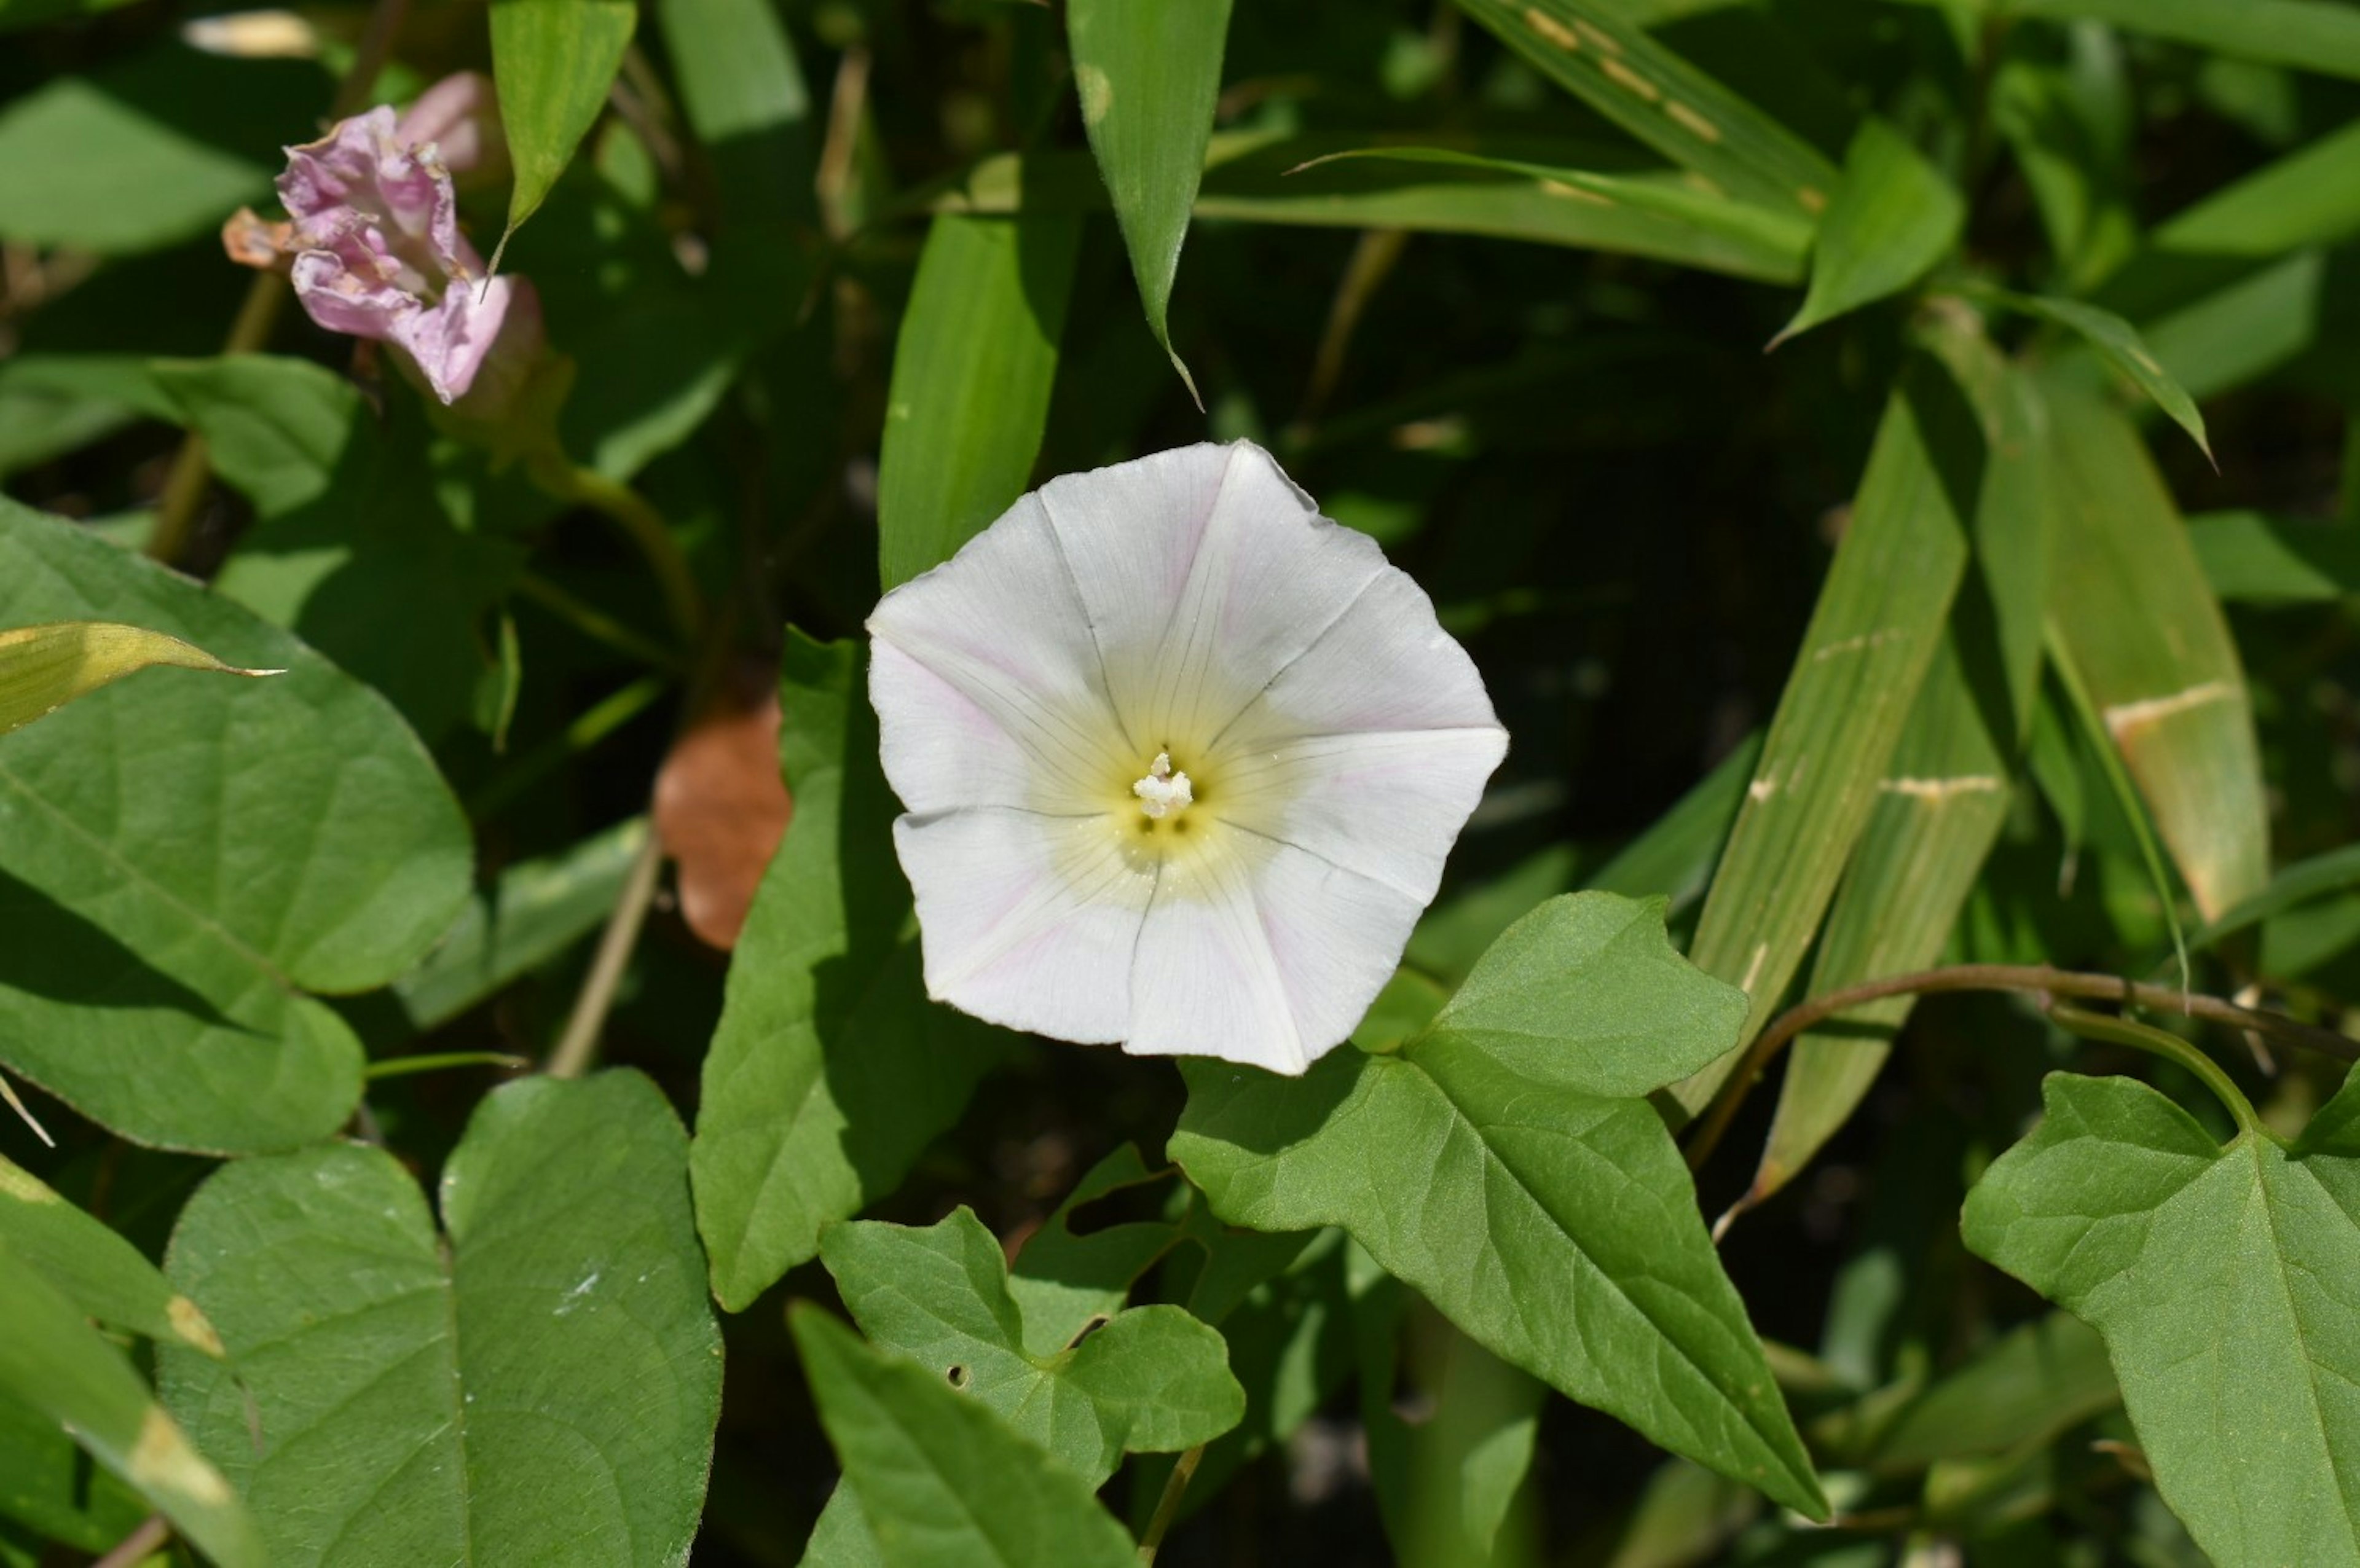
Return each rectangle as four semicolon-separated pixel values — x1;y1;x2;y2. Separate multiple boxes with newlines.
895;809;1154;1044
867;495;1131;800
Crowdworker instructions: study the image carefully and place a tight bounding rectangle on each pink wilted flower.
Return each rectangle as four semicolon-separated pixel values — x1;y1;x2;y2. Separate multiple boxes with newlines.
226;81;535;408
868;441;1509;1075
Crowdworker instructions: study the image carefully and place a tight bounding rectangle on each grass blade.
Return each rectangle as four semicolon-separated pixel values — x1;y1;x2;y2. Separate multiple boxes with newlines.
1451;0;1839;217
1066;0;1233;401
1672;346;1982;1116
877;213;1080;592
2040;375;2267;923
1772;118;1963;348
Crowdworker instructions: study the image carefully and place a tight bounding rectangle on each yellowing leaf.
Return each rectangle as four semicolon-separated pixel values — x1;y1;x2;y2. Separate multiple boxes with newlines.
0;619;277;739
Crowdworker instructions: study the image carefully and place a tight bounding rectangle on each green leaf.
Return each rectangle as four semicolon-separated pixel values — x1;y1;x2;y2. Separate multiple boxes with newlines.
2152;116;2360;258
159;355;525;745
2041;377;2267;922
1449;0;1839;217
877;214;1080;592
1994;291;2212;463
0;1247;260;1568
159;1072;722;1567
0;1154;223;1358
1772;119;1962;347
0;500;469;1152
1991;41;2138;293
691;632;1005;1311
1858;1312;2118;1473
2192;841;2360;957
935;133;1811;283
1963;1068;2360;1566
1364;1315;1544;1568
822;1208;1243;1481
393;817;651;1032
0;621;277;740
2189;509;2360;605
1066;0;1232;398
1299;147;1813;286
490;0;640;241
2004;0;2360;83
1674;350;1980;1113
0;45;328;254
790;1305;1139;1568
1005;1145;1186;1355
0;1390;148;1556
1172;892;1826;1517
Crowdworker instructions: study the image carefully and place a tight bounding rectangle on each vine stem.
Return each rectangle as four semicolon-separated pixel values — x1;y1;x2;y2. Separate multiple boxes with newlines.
1684;962;2355;1173
143;0;411;566
543;828;666;1080
2049;1005;2264;1139
1136;1444;1205;1566
533;461;706;642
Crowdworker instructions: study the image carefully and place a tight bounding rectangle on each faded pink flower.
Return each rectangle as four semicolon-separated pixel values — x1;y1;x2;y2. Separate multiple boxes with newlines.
270;98;532;406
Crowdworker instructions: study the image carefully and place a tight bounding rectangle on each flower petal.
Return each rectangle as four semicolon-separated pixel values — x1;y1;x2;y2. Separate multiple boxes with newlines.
1217;567;1502;745
867;496;1128;809
1037;441;1388;749
871;639;1061;815
1211;726;1508;903
289;248;419;343
390;272;515;404
1126;840;1421;1074
895;808;1154;1043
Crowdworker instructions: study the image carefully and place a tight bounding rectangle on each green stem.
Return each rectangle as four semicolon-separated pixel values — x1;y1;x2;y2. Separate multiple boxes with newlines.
544;828;666;1080
1136;1444;1205;1566
535;461;706;642
2050;1005;2265;1139
364;1051;532;1081
466;675;669;820
514;571;690;672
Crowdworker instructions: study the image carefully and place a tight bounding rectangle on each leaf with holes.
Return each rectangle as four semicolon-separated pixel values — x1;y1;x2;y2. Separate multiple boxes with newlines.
792;1305;1139;1568
157;1072;722;1568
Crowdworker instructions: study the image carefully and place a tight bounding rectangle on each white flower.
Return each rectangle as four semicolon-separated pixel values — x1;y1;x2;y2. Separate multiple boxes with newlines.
867;441;1508;1075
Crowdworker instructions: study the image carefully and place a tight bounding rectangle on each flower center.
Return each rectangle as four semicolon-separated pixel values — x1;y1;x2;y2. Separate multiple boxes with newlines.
1131;750;1194;821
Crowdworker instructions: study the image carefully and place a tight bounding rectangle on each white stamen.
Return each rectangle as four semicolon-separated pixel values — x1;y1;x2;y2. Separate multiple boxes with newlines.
1132;750;1194;820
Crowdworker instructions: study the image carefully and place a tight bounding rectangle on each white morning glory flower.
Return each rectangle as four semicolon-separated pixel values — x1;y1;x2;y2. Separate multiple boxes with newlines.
867;441;1508;1075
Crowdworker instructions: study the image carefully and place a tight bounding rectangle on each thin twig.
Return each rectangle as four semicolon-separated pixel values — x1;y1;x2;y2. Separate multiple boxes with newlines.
144;0;412;566
1685;963;2356;1172
543;827;667;1080
0;1068;54;1148
93;1515;171;1568
1136;1444;1205;1566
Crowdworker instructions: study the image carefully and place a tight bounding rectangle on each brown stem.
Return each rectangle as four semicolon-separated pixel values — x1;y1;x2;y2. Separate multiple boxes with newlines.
144;0;411;566
1136;1444;1205;1566
1685;963;2356;1173
543;826;666;1080
93;1516;171;1568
